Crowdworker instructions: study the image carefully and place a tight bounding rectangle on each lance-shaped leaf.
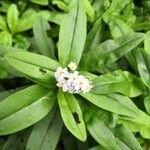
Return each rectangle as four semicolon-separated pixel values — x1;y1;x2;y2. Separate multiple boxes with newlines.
31;0;48;5
144;31;150;55
7;4;18;34
113;124;142;150
82;33;144;71
0;45;23;57
4;51;60;87
135;48;150;89
87;119;129;150
57;91;86;141
2;129;31;150
33;17;55;58
58;0;86;66
26;108;63;150
80;92;140;117
119;111;150;139
85;109;142;150
144;96;150;115
0;85;55;135
0;31;12;46
91;70;145;97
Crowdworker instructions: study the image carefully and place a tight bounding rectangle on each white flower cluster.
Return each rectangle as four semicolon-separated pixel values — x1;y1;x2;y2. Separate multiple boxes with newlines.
54;62;92;94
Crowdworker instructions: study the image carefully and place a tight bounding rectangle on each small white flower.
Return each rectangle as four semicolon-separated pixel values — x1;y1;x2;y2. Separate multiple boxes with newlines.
75;75;92;93
56;79;68;92
68;62;77;71
54;64;92;94
68;71;79;84
54;67;68;81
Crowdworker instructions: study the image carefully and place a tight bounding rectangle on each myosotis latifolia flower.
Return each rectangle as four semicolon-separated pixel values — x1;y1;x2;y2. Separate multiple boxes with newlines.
54;62;92;93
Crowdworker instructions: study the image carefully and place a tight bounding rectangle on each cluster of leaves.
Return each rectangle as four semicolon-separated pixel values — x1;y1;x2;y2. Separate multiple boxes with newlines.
0;0;150;149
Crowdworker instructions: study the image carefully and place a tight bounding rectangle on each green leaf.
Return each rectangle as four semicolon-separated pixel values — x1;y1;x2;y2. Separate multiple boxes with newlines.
0;31;12;46
119;113;150;139
16;14;36;33
103;16;133;38
80;92;140;117
0;16;7;31
0;85;49;120
84;0;95;22
144;96;150;114
31;0;49;5
144;31;150;55
2;129;31;150
83;17;102;52
58;0;86;66
91;70;145;97
7;4;18;34
38;11;66;25
89;145;106;150
135;48;150;89
84;108;133;150
4;51;60;87
0;45;23;57
0;85;55;135
52;0;69;12
113;124;142;150
87;119;130;150
33;17;55;58
82;33;144;71
57;90;86;141
0;68;7;79
26;108;63;150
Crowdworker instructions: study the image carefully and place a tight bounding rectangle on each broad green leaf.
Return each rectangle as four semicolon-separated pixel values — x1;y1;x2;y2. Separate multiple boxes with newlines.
80;92;140;117
84;0;95;22
89;145;106;150
119;113;150;139
0;85;50;120
84;108;130;150
33;17;55;58
79;71;97;80
144;32;150;55
2;129;31;150
113;124;142;150
133;22;150;32
0;67;8;79
26;108;63;150
31;0;48;5
0;86;55;135
83;17;102;52
38;11;65;25
0;45;23;57
144;96;150;114
0;87;25;101
82;33;144;71
0;31;12;46
58;0;86;66
16;14;36;33
91;70;145;97
0;16;7;31
87;119;129;150
4;51;60;87
7;4;18;34
57;91;86;141
105;16;133;38
52;0;69;12
135;48;150;89
4;51;59;71
104;0;131;15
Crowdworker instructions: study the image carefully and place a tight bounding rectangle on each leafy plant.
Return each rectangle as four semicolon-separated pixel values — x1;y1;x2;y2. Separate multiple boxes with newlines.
0;0;150;149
